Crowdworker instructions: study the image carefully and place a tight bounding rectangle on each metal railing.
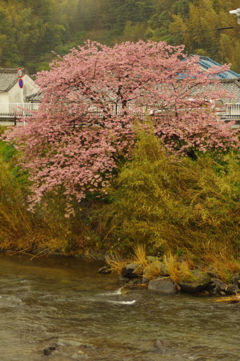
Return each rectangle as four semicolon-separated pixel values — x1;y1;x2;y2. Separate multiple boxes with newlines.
224;103;240;118
0;103;39;116
0;102;240;128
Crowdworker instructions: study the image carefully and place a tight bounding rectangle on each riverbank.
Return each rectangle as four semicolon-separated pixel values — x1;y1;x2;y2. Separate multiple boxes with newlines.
96;247;240;299
1;129;240;288
2;241;240;299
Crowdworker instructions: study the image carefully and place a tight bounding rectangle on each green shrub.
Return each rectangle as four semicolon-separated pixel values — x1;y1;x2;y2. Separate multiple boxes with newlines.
96;130;240;261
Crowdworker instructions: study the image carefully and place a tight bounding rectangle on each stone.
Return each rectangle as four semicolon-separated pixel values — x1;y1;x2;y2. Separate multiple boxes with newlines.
232;273;240;285
121;263;140;279
142;276;149;284
225;284;240;295
154;339;168;348
207;278;226;295
178;270;211;294
151;339;176;354
206;281;216;292
148;277;178;294
153;339;168;353
71;351;87;360
43;345;56;356
128;278;143;285
219;290;227;296
118;275;129;283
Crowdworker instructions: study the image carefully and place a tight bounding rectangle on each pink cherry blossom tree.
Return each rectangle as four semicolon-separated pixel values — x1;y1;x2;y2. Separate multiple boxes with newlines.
4;40;239;215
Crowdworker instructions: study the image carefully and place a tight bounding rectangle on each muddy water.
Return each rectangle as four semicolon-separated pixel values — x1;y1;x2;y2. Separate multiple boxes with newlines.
0;253;239;361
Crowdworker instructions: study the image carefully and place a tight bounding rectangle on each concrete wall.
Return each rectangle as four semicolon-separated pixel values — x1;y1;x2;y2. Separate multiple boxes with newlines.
8;74;38;103
0;92;9;104
0;74;38;105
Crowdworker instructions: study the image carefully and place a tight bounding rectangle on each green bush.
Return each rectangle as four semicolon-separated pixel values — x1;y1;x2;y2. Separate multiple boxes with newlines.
0;128;95;253
96;130;240;260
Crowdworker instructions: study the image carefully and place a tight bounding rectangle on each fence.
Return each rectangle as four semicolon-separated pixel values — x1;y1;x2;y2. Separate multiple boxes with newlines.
224;103;240;118
0;102;240;128
0;103;39;116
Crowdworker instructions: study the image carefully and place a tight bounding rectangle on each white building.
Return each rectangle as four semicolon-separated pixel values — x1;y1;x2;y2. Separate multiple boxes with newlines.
0;68;39;125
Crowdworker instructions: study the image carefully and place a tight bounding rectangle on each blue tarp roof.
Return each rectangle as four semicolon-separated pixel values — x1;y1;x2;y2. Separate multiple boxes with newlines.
198;56;240;79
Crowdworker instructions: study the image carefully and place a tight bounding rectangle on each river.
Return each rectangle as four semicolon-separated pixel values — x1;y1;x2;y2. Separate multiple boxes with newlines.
0;253;239;361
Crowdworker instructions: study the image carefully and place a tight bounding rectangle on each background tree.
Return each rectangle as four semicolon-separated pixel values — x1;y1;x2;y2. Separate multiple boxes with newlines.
0;0;65;72
4;40;239;215
170;0;240;71
2;0;240;73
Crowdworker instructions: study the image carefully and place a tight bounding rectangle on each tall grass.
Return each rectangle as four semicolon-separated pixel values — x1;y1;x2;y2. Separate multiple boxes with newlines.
0;133;96;253
96;129;240;268
0;156;35;250
0;158;96;253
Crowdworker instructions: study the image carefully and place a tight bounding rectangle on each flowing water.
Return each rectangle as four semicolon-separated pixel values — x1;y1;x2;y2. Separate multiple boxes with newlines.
0;253;239;361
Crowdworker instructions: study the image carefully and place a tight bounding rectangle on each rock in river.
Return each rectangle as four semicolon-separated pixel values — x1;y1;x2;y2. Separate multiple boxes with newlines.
178;269;211;293
148;277;178;294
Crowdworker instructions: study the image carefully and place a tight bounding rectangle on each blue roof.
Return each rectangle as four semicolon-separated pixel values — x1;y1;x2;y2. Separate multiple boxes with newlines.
198;56;240;79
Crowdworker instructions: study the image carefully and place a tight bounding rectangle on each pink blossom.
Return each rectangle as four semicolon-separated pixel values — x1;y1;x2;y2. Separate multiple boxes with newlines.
3;40;239;215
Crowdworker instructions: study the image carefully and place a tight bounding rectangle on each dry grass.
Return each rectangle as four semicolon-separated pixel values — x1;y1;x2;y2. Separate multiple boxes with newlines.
0;160;91;254
132;244;148;267
203;252;240;281
105;254;128;274
143;259;162;280
213;295;240;303
130;244;149;275
105;247;194;283
105;245;160;278
163;253;192;284
0;158;35;249
105;244;150;276
163;253;181;284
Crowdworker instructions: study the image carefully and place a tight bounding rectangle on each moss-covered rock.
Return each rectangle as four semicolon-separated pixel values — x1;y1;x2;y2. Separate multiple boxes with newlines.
178;269;211;293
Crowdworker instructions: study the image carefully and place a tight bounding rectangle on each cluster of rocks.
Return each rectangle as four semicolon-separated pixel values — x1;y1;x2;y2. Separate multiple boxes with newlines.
99;259;240;297
42;338;93;359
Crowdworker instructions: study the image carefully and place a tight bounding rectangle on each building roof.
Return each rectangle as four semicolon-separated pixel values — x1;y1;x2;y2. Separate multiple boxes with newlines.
0;68;24;92
25;92;42;102
199;56;240;79
219;78;240;102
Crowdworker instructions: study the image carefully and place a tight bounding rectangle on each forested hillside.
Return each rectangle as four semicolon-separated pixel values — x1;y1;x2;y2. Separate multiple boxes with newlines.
1;0;240;74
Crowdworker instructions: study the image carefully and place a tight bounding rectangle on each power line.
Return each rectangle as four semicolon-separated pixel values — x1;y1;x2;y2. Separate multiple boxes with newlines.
217;27;234;30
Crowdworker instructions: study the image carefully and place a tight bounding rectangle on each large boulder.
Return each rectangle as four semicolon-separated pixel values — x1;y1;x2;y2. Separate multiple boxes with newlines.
178;269;211;293
148;277;178;294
